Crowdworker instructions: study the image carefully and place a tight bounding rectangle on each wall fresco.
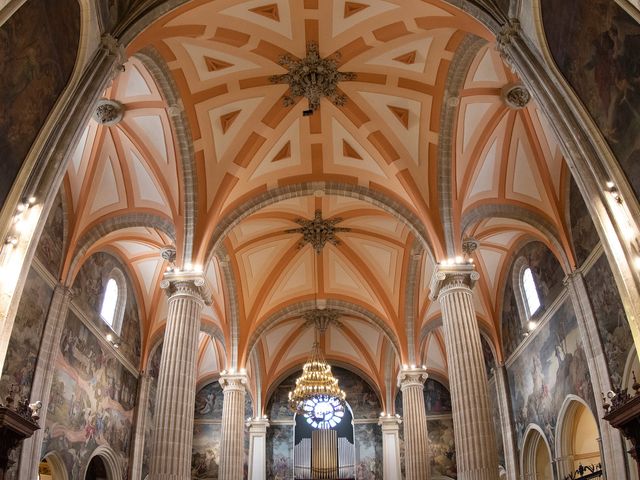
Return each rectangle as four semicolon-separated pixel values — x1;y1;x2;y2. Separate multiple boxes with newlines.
506;299;594;452
354;423;382;480
267;424;293;480
42;311;137;477
428;418;456;478
141;343;162;479
501;241;565;359
541;0;640;199
0;268;53;399
0;0;80;205
569;178;600;267
584;254;634;387
488;378;505;467
73;252;141;366
35;192;65;278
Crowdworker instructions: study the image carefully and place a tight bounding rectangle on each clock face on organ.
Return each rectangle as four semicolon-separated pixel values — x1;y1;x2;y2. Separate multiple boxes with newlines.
303;395;345;429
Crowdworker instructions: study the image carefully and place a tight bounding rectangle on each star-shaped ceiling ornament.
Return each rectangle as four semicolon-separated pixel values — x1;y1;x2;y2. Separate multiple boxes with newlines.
270;41;356;114
285;210;351;254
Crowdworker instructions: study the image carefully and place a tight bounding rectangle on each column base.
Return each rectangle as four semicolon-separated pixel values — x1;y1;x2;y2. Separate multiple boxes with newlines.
458;468;500;480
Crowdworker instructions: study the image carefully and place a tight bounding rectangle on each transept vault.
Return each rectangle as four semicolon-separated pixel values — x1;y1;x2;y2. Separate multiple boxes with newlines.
0;0;639;479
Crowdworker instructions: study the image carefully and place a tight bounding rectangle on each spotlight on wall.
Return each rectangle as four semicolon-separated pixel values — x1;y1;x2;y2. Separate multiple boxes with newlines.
527;320;537;332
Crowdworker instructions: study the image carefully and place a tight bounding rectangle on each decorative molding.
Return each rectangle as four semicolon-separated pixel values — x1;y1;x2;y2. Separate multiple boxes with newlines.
160;270;212;305
397;367;428;390
270;42;356;113
93;99;124;125
219;373;248;393
502;84;531;109
303;308;341;331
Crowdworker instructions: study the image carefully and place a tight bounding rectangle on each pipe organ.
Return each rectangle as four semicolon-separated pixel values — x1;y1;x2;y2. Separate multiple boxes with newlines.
293;430;355;479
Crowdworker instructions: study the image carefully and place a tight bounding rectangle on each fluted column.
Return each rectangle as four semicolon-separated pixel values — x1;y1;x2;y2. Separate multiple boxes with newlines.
398;367;429;480
218;373;248;480
19;283;73;479
129;372;152;479
246;418;269;480
150;271;210;479
430;263;499;480
379;415;402;480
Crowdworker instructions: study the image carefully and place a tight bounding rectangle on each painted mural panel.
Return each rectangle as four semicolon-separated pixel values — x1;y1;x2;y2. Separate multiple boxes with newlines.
541;0;640;199
192;423;222;479
42;311;137;477
569;178;600;267
354;423;382;480
141;343;162;479
0;0;80;205
0;268;53;399
97;0;146;33
506;299;594;451
194;381;225;420
501;241;565;359
73;252;141;366
584;254;634;387
35;192;65;278
267;424;293;480
428;418;456;478
488;378;505;467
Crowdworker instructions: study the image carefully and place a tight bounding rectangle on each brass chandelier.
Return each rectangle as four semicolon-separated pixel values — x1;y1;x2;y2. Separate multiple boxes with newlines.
288;341;346;415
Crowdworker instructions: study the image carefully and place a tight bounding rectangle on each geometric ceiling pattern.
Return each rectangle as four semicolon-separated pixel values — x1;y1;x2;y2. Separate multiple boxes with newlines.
59;0;580;409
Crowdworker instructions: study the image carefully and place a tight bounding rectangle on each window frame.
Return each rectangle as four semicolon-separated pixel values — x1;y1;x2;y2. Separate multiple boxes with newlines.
99;268;127;335
512;257;543;330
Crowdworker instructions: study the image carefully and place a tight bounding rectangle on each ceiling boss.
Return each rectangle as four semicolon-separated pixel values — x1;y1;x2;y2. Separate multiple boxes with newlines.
270;41;357;115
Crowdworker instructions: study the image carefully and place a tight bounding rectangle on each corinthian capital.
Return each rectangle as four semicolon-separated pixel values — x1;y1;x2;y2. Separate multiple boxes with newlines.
429;262;480;300
219;372;248;393
397;366;428;390
160;270;212;305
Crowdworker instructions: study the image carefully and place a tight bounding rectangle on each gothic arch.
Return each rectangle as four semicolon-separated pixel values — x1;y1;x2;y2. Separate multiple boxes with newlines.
521;424;554;480
41;451;70;480
82;445;122;480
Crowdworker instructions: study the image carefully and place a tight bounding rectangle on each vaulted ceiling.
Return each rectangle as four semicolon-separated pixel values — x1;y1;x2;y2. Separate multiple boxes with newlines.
58;0;576;411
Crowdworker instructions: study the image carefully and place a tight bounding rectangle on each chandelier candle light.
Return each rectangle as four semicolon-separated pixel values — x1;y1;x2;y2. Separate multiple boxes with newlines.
288;342;346;429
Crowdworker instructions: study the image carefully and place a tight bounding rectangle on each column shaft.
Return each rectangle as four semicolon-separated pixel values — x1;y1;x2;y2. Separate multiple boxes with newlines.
399;369;429;480
150;274;208;479
495;365;519;480
129;373;151;479
432;265;499;480
247;419;269;480
218;374;248;480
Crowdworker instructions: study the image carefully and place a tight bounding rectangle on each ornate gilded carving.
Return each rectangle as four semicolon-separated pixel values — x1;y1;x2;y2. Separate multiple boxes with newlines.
285;209;351;253
303;308;341;331
270;41;356;113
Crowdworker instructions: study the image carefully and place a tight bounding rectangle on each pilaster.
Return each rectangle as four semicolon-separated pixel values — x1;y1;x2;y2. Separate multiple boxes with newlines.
19;283;73;479
379;415;402;480
129;372;151;479
564;271;627;479
495;364;520;480
397;367;429;480
246;417;269;480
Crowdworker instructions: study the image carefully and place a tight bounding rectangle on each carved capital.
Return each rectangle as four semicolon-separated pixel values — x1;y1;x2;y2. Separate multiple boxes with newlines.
397;367;428;390
378;415;402;430
219;373;248;393
496;18;521;71
100;34;127;75
429;263;479;300
160;271;212;305
246;417;270;432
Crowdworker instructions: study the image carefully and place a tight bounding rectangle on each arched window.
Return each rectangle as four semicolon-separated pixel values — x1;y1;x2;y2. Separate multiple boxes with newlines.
100;269;126;334
522;267;541;317
100;279;118;327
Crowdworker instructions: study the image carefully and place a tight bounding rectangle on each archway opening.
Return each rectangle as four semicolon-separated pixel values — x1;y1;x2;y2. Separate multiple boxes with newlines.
523;428;553;480
39;453;68;480
85;456;108;480
570;404;600;471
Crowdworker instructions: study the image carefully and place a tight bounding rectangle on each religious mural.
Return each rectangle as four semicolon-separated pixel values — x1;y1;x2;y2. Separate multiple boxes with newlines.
541;0;640;199
35;192;65;278
501;241;565;359
42;312;137;477
481;335;496;380
141;343;162;479
191;380;253;478
506;299;594;451
0;0;80;205
0;268;53;399
354;424;382;480
569;178;600;267
73;252;141;366
488;378;505;467
584;254;634;387
267;424;293;480
97;0;146;33
424;378;452;414
428;419;456;478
